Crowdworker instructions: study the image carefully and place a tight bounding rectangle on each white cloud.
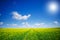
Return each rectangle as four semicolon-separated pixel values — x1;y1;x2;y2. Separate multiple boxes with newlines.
53;21;58;24
32;23;41;28
0;22;3;25
21;22;31;28
12;11;31;20
5;22;59;28
34;23;45;26
21;22;46;28
7;24;18;26
34;23;41;26
21;22;49;28
5;21;59;28
33;23;47;28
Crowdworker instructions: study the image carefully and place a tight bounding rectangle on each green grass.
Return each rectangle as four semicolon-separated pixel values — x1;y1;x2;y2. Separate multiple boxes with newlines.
0;28;60;40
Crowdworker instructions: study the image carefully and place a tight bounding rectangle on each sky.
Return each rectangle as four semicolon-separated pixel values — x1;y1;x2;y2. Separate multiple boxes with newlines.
0;0;60;28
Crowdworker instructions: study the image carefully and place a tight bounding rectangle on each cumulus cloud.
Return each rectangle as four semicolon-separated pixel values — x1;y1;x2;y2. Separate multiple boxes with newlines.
34;23;41;26
21;22;45;28
6;22;31;28
0;22;3;25
12;11;31;20
5;22;59;28
21;22;49;28
53;21;58;24
32;23;47;28
21;22;31;28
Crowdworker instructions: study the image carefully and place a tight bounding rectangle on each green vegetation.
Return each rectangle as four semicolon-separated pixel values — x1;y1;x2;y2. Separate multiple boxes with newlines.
0;28;60;40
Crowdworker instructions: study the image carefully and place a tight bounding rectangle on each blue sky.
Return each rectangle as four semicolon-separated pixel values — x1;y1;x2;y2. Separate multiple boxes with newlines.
0;0;60;28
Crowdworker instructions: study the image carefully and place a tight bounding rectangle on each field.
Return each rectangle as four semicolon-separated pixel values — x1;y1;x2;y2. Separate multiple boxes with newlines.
0;28;60;40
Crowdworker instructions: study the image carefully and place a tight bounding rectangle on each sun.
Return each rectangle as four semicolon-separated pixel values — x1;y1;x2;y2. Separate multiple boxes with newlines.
47;2;58;14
